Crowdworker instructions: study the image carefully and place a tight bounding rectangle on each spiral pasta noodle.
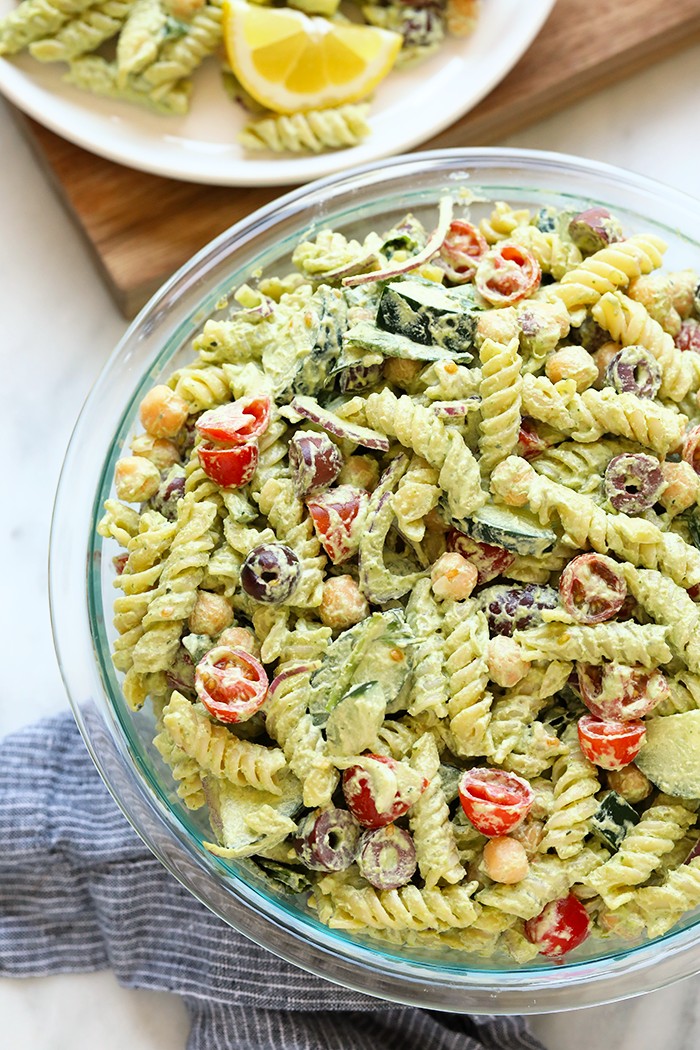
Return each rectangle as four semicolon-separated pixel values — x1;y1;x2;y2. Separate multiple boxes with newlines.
408;733;465;887
442;600;491;755
539;727;600;859
363;389;485;518
478;333;523;477
264;667;338;807
520;374;686;455
29;0;132;60
163;691;286;794
552;234;667;313
240;105;371;154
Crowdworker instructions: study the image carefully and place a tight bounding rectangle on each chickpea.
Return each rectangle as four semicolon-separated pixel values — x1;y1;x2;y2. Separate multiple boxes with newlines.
481;836;530;884
188;591;234;636
591;341;621;388
139;385;190;438
217;626;260;658
668;269;697;319
606;764;653;804
384;358;423;390
114;455;161;503
628;274;681;336
545;345;598;391
490;458;531;506
486;636;529;688
659;461;698;515
338;455;380;492
131;433;181;471
430;552;478;601
320;576;370;630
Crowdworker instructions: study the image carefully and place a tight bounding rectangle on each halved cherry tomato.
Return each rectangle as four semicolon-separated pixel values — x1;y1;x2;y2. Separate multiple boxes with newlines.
446;529;515;585
198;442;258;488
458;768;534;837
559;553;628;625
524;895;590;957
196;396;271;445
113;552;129;575
682;424;700;475
515;419;551;460
577;714;646;770
342;754;428;828
195;645;269;723
577;663;669;721
475;244;541;306
439;220;489;281
307;485;369;564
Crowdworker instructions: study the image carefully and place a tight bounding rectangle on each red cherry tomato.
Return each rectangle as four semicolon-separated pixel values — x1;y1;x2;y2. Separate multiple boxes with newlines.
458;768;534;837
577;663;669;721
342;754;428;829
524;895;591;957
475;244;541;306
198;442;258;487
195;645;269;724
196;395;271;445
113;552;129;575
446;529;515;585
675;319;700;354
307;485;369;564
577;715;646;770
439;220;489;281
682;425;700;475
559;553;628;625
515;419;552;460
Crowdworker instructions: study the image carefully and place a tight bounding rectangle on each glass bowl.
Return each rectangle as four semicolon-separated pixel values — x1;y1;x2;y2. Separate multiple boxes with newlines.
51;148;700;1014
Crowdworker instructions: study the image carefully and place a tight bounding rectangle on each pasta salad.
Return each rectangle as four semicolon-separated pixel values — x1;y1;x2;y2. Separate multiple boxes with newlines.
99;194;700;962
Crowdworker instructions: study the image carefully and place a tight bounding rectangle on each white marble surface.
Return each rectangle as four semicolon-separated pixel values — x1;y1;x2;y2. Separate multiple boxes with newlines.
3;40;700;1049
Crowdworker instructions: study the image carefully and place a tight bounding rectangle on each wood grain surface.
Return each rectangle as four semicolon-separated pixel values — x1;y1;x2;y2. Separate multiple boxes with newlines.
14;0;700;318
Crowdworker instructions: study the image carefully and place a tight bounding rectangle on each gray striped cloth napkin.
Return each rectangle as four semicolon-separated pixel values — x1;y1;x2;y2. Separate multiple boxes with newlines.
0;713;545;1050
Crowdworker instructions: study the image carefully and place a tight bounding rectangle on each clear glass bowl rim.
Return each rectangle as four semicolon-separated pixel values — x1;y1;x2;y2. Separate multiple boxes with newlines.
50;147;700;1015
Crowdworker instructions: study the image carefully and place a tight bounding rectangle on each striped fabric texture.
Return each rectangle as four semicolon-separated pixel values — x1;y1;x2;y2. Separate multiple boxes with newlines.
0;713;544;1050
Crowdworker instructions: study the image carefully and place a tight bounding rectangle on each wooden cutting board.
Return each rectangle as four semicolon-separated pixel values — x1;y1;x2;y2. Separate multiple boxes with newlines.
15;0;700;319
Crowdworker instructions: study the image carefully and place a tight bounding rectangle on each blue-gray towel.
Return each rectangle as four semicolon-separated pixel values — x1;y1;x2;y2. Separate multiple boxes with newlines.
0;713;545;1050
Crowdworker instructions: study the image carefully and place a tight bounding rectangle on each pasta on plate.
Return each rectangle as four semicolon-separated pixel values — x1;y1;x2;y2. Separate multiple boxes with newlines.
0;0;480;153
99;194;700;962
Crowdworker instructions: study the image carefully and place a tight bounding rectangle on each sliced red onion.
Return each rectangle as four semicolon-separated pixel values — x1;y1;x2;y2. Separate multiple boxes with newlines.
268;664;314;700
432;398;480;419
343;197;454;288
290;395;390;451
357;824;417;890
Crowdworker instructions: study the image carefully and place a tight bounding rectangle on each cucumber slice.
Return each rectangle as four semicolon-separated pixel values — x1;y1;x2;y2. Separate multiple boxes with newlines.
325;681;387;756
344;320;473;363
592;791;639;850
377;279;479;353
204;768;303;858
450;502;557;557
309;609;415;722
636;711;700;798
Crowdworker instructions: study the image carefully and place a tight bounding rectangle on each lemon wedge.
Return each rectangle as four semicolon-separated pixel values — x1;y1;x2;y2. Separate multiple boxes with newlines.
222;1;402;115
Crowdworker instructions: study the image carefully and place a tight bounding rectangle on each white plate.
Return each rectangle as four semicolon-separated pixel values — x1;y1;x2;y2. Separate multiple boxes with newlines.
0;0;555;186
